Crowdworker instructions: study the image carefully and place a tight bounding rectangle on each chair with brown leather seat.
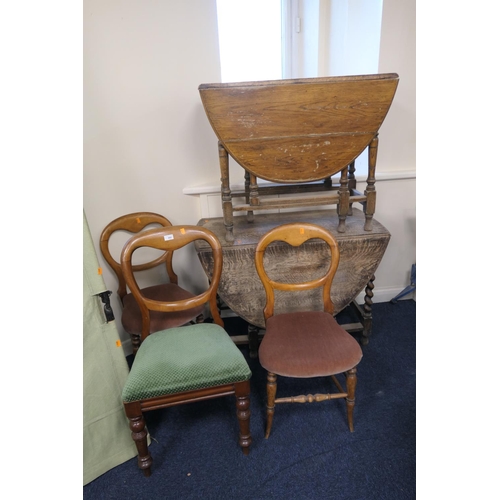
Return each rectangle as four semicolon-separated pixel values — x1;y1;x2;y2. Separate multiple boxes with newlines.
254;222;363;439
120;225;252;476
100;212;205;354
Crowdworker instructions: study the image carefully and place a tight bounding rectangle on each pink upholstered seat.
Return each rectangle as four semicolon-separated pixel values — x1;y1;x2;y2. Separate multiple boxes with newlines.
100;212;204;354
121;283;204;336
260;311;362;378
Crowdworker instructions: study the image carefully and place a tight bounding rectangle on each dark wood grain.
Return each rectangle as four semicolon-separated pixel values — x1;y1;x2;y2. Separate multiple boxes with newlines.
195;208;390;329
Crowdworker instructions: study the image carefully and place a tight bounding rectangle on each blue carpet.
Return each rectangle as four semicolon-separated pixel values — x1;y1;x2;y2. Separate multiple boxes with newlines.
84;300;416;499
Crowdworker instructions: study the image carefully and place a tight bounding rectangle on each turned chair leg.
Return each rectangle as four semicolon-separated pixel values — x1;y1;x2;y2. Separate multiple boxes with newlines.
265;372;277;439
124;402;153;476
235;380;252;454
131;334;141;356
345;367;358;432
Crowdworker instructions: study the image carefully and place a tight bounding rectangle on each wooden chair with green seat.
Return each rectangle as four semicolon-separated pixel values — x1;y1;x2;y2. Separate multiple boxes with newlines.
254;222;363;439
100;212;205;354
120;225;252;476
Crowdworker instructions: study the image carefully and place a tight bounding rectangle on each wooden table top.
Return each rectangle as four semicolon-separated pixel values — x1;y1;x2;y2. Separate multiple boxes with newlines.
195;208;390;250
194;208;390;329
199;74;399;183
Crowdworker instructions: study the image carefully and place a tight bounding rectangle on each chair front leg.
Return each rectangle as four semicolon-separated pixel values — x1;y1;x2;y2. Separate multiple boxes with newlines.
345;367;357;432
265;372;277;439
123;402;153;476
235;380;252;455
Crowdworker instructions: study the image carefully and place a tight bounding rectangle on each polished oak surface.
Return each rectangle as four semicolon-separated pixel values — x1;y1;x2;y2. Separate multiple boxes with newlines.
199;74;399;183
199;74;399;241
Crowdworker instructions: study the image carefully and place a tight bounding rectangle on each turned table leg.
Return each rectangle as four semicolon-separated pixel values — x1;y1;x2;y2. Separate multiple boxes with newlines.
360;276;375;345
219;141;234;242
364;135;378;231
244;170;254;222
348;160;356;216
248;324;260;359
337;166;349;233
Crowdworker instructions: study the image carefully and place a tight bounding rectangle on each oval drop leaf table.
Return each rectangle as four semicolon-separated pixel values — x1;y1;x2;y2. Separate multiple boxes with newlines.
195;208;390;356
199;74;399;242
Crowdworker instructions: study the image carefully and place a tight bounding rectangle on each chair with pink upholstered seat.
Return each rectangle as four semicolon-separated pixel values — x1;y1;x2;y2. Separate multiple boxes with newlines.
254;222;363;439
100;212;204;354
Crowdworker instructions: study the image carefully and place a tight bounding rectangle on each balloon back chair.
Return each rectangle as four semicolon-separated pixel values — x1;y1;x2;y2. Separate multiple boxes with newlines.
100;212;205;353
254;222;363;439
120;225;252;476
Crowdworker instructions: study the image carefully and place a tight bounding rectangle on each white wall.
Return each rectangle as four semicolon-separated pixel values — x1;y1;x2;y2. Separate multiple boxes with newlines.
84;0;416;353
378;0;416;173
84;0;223;350
374;0;416;294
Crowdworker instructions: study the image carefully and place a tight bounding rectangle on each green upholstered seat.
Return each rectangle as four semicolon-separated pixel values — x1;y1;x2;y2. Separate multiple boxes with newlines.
122;323;252;402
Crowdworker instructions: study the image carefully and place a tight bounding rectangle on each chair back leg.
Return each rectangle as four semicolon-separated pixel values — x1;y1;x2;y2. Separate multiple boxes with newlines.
345;367;358;432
